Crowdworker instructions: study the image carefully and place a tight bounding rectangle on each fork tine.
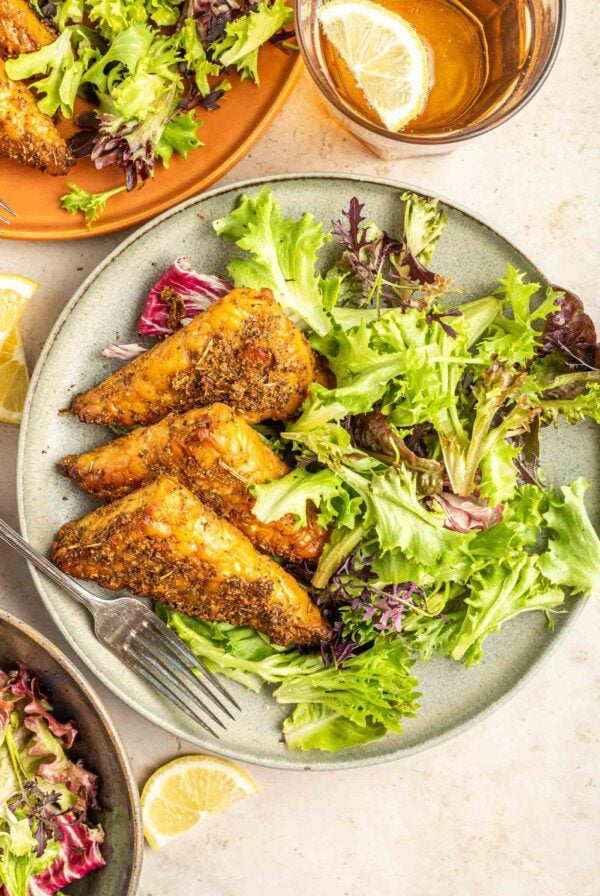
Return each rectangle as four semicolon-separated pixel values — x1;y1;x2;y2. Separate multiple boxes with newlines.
128;652;219;738
127;637;225;734
142;624;235;721
132;630;228;729
0;199;16;216
0;214;11;225
149;617;241;711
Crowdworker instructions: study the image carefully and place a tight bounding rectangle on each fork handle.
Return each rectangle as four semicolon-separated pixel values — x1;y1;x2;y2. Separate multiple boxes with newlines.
0;517;106;615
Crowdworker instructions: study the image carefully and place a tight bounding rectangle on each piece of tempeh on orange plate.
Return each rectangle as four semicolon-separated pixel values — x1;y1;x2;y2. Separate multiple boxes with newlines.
70;288;328;428
0;59;73;175
59;403;329;562
52;476;331;647
0;0;57;58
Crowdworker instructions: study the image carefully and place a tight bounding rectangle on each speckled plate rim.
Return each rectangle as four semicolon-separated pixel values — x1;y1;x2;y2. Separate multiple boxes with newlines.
16;172;590;770
0;608;144;883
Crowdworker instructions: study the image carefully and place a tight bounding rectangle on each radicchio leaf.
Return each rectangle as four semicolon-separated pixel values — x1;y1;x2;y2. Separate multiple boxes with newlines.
32;817;105;896
138;256;231;337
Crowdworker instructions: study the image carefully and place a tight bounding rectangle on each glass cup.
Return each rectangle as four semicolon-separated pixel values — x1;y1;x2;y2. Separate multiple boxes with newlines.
294;0;565;157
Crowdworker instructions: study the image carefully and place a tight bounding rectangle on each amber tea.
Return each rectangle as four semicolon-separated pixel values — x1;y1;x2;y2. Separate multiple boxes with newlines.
318;0;532;135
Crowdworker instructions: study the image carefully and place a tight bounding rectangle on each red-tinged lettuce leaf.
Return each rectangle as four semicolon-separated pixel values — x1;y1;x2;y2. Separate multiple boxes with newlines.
331;193;450;311
0;665;77;748
27;717;99;811
0;666;99;810
32;817;105;896
540;288;600;371
137;255;231;337
180;0;258;47
432;491;504;533
331;197;401;308
350;408;444;494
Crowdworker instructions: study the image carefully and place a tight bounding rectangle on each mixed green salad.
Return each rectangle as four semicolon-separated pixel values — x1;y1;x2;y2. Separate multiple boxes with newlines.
0;665;104;896
5;0;295;224
122;187;599;752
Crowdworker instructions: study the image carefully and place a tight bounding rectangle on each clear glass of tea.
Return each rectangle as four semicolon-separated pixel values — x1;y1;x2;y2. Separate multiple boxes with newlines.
295;0;565;156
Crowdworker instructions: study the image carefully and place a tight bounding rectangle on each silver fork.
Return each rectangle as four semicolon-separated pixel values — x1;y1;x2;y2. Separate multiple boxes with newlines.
0;518;240;737
0;198;16;228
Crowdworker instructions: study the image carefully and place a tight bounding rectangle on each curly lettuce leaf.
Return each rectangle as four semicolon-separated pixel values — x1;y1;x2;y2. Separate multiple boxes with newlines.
468;484;548;559
538;478;600;595
213;186;332;336
54;0;85;31
302;298;499;429
211;0;293;84
450;556;564;665
400;191;447;266
274;636;420;736
540;382;600;425
146;0;182;26
179;18;221;96
405;556;564;667
282;703;386;752
83;23;155;90
61;183;126;227
252;467;346;527
0;820;60;896
478;266;561;366
155;109;203;166
336;461;464;564
158;607;421;752
439;362;539;497
87;0;148;39
5;28;97;118
477;438;521;505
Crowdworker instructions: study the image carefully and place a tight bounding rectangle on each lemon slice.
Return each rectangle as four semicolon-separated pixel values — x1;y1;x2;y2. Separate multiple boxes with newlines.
0;274;38;425
141;755;258;850
318;0;430;132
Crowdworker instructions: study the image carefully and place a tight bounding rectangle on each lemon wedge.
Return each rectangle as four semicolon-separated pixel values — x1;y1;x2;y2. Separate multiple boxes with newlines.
141;755;258;850
0;274;38;424
318;0;430;132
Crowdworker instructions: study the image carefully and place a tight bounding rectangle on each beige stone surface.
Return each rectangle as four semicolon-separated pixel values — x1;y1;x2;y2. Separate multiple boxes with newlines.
0;5;598;893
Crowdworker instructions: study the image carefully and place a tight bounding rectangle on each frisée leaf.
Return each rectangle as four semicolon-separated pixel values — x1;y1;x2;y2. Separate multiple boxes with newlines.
212;186;333;336
538;478;600;595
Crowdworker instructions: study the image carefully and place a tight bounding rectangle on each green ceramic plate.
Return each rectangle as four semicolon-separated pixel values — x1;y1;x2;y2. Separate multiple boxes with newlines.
17;174;599;770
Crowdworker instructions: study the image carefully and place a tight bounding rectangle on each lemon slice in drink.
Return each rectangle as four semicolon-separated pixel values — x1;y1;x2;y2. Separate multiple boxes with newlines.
0;274;38;424
141;755;258;850
318;0;430;132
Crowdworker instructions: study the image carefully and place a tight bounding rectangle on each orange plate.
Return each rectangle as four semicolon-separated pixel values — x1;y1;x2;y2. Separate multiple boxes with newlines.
0;48;302;241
